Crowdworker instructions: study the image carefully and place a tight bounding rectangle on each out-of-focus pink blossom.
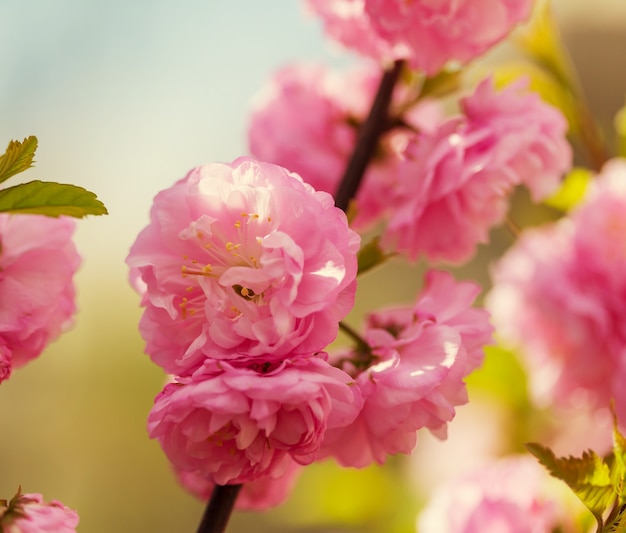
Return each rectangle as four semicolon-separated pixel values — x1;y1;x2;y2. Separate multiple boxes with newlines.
127;158;360;375
248;62;441;229
0;491;79;533
321;271;492;467
488;159;626;421
148;357;362;485
384;78;571;263
176;458;302;511
0;214;80;382
418;456;575;533
308;0;532;75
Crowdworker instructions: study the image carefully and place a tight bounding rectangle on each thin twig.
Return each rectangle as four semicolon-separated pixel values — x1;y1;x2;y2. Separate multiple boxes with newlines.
196;484;242;533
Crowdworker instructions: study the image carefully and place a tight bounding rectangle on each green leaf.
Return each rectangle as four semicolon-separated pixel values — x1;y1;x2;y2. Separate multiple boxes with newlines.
419;69;462;100
615;100;626;158
357;237;391;275
610;406;626;503
0;180;108;218
0;136;38;185
603;504;626;532
544;167;592;212
526;442;616;529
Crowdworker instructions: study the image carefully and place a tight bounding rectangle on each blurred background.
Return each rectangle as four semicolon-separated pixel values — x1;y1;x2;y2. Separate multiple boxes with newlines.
0;1;625;531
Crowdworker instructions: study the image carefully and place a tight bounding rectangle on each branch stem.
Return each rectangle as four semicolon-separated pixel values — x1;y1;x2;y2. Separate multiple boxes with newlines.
196;484;242;533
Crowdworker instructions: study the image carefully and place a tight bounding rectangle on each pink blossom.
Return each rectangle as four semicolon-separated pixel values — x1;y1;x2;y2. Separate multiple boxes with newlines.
248;62;441;229
148;357;362;485
0;491;79;533
321;271;492;467
0;214;80;382
307;0;532;75
175;459;302;511
383;78;571;263
418;456;574;533
487;159;626;421
127;158;360;375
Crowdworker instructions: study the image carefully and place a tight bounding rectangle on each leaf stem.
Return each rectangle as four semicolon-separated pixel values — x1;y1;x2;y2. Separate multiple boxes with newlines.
334;60;404;212
196;484;242;533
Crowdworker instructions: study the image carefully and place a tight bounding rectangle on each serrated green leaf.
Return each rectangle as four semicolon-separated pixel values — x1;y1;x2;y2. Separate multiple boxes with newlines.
0;180;108;218
544;167;592;212
526;442;616;528
611;407;626;503
0;136;38;185
358;237;390;275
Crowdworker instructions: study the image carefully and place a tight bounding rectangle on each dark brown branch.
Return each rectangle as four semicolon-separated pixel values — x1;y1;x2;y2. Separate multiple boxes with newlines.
334;60;404;212
196;484;242;533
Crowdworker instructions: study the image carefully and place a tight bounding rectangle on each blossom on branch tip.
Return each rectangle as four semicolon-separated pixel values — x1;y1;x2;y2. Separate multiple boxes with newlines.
307;0;532;74
321;270;492;467
0;214;80;383
127;157;360;375
148;357;362;485
383;77;571;263
0;491;79;533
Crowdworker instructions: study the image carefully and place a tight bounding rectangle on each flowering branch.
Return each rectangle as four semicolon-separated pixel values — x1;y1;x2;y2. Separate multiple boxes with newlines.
334;59;404;212
196;484;242;533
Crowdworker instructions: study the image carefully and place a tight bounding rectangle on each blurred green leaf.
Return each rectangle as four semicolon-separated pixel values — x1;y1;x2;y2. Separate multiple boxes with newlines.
466;345;530;411
514;0;575;90
544;167;592;212
0;180;108;218
526;442;615;529
358;237;391;275
615;100;626;158
0;136;38;185
419;69;462;100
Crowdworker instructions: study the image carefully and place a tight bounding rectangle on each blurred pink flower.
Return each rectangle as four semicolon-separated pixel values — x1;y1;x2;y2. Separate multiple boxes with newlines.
418;456;574;533
383;78;571;263
0;491;79;533
322;270;492;467
0;214;80;382
487;159;626;421
248;62;441;229
176;458;302;511
127;158;360;375
148;357;362;485
308;0;532;74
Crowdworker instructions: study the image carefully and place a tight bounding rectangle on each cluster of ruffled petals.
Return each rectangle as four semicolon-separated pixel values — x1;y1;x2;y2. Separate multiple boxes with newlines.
148;358;362;485
320;271;493;467
176;458;302;510
307;0;533;75
248;61;441;229
487;159;626;421
127;157;360;376
0;214;80;383
417;456;575;533
383;77;571;263
128;157;363;491
0;490;79;533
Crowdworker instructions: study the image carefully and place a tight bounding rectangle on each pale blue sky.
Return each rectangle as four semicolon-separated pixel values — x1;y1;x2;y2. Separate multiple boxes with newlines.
0;1;353;264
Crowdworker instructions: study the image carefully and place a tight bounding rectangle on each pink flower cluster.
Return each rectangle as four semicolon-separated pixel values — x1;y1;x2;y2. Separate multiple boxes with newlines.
0;214;80;383
417;456;574;533
384;77;571;263
0;491;79;533
307;0;533;74
320;271;493;467
128;158;363;502
487;159;626;421
250;65;571;263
